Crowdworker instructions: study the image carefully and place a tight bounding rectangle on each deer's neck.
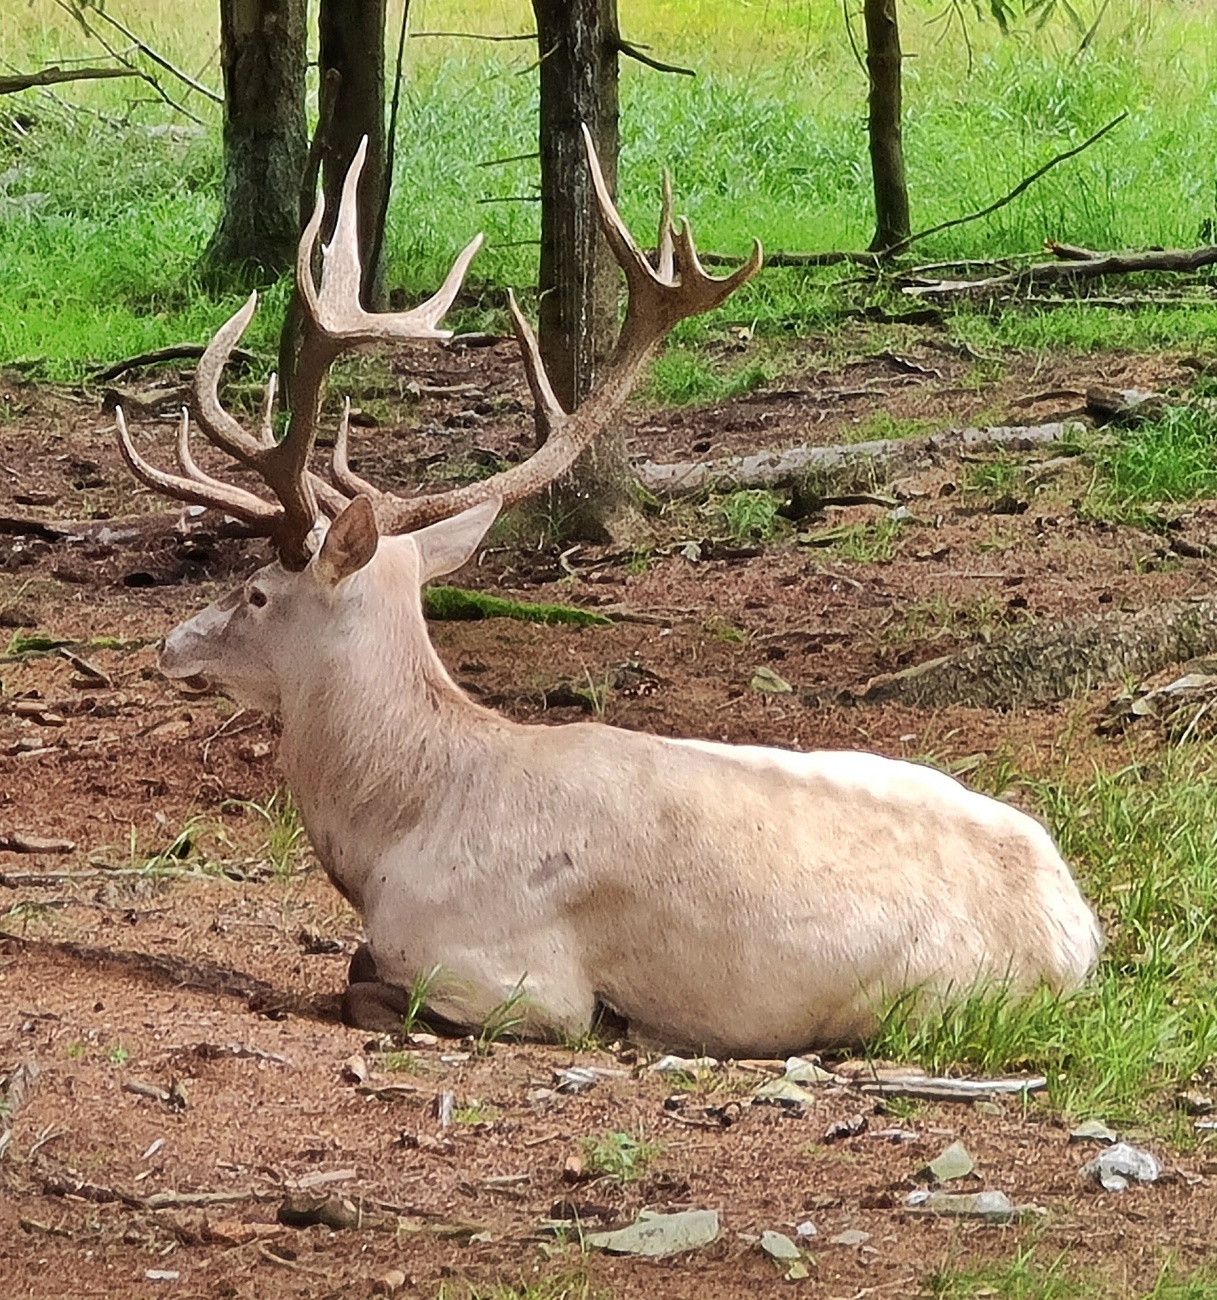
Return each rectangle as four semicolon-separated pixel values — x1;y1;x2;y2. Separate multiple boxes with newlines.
276;585;494;905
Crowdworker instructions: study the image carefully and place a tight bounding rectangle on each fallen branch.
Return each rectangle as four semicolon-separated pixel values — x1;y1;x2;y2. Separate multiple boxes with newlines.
905;243;1217;297
71;4;221;103
91;343;260;383
884;112;1128;259
636;421;1085;498
0;67;137;95
841;595;1217;711
615;38;695;77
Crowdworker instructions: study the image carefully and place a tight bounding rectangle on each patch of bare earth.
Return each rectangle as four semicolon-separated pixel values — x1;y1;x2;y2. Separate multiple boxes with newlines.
2;341;1215;1297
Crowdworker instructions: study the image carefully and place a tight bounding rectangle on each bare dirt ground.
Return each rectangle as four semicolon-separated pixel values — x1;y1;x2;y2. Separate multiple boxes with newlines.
2;334;1216;1298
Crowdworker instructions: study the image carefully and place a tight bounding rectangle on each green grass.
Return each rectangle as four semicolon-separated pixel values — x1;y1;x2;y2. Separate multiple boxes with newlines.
1090;406;1217;516
872;749;1217;1131
714;489;787;543
580;1128;662;1183
3;3;1217;370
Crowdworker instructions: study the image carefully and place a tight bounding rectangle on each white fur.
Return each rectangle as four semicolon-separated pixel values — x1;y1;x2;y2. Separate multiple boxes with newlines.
161;503;1101;1055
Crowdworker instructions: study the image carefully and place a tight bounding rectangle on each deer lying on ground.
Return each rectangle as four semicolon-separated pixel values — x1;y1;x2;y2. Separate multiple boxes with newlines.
117;133;1101;1056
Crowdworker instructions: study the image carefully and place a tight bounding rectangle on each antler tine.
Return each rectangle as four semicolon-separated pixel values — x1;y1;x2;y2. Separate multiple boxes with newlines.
115;406;279;528
366;133;761;535
656;169;675;283
331;398;381;499
193;293;277;469
299;136;485;346
257;372;279;448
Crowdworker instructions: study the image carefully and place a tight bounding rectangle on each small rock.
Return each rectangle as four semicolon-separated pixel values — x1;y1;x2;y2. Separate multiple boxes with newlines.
830;1229;871;1247
340;1054;368;1084
586;1208;720;1257
918;1140;975;1183
795;1219;817;1238
555;1067;599;1094
906;1189;1038;1222
755;1078;817;1108
1081;1142;1162;1192
1178;1090;1215;1116
1069;1118;1118;1145
751;666;793;693
760;1229;802;1261
144;1271;180;1282
649;1054;718;1074
823;1113;868;1142
784;1056;839;1085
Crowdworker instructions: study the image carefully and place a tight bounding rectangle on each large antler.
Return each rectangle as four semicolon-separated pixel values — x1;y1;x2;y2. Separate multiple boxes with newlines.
117;130;762;562
117;138;482;568
355;126;762;532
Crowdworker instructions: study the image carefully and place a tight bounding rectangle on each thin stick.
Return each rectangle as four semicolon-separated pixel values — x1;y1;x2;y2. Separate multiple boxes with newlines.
906;243;1217;297
82;6;221;103
411;31;534;42
0;67;136;95
884;112;1129;258
615;39;695;77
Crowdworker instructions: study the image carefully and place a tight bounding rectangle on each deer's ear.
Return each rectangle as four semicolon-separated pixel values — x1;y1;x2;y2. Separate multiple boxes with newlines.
413;498;501;583
315;495;379;587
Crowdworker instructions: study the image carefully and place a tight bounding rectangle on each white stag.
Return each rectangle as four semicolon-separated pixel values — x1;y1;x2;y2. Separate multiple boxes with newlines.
118;135;1100;1056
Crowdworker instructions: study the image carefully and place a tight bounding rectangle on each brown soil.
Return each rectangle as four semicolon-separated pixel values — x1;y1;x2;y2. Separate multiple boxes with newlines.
2;339;1216;1299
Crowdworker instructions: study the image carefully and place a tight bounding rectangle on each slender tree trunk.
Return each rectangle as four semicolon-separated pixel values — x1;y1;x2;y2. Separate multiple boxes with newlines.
318;0;387;308
863;0;911;253
532;0;637;544
203;0;308;281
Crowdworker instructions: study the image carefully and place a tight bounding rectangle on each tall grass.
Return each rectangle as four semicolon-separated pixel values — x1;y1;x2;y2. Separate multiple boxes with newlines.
1;2;1216;367
873;751;1217;1128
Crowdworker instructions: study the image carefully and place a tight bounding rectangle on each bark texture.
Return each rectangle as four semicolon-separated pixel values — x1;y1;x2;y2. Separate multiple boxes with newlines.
864;0;910;254
203;0;308;280
842;599;1217;711
637;422;1084;498
532;0;634;543
319;0;387;307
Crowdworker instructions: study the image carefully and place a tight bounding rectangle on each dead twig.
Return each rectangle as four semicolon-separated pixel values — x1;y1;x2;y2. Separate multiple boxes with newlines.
906;242;1217;297
91;344;260;383
0;66;136;95
615;38;695;76
885;112;1128;259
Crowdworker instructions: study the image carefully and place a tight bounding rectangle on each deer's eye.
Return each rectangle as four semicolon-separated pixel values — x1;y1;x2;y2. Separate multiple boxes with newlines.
248;586;269;609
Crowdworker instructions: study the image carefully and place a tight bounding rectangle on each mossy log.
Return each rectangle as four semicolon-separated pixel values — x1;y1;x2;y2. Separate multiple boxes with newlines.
840;597;1217;711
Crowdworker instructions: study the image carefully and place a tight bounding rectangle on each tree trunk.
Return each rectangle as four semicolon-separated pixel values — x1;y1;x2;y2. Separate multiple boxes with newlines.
863;0;911;254
318;0;387;308
532;0;637;544
203;0;308;282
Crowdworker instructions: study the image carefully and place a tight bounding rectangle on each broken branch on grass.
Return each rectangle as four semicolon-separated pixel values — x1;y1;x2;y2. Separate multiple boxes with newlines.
615;38;695;76
636;421;1086;498
69;3;221;103
52;0;206;123
410;30;534;41
905;241;1217;297
884;111;1128;259
91;343;260;383
693;248;881;269
0;67;137;95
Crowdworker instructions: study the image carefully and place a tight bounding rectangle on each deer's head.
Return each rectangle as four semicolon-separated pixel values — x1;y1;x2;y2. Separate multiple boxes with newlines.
119;131;760;712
